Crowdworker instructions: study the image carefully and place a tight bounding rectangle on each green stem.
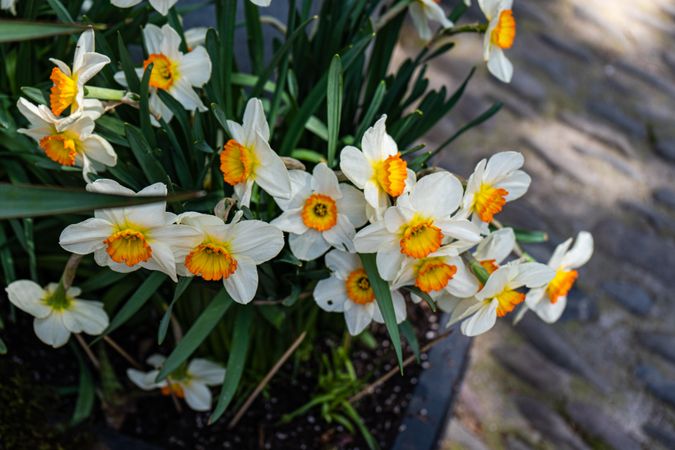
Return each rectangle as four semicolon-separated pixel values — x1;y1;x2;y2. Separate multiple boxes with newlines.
463;253;490;285
441;22;488;37
83;86;127;101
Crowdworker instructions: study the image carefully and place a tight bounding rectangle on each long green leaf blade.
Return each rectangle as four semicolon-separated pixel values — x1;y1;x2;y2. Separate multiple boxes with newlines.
157;277;193;344
104;272;166;336
0;21;87;43
157;290;234;381
326;54;343;167
209;306;253;423
359;253;403;370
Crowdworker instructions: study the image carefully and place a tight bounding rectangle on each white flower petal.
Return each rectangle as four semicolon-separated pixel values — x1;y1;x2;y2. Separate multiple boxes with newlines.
65;300;109;335
59;218;112;254
149;0;178;15
534;296;566;324
344;303;374;335
460;300;498;336
271;208;308;234
34;313;71;348
474;227;515;264
230;220;284;264
188;359;225;385
487;47;513;83
445;258;481;298
409;2;432;41
179;46;212;87
252;134;291;199
376;243;405;281
353;221;391;253
560;232;594;270
411;171;463;218
159;24;182;58
324;249;360;280
143;242;178;282
361;115;396;161
76;52;110;84
127;368;162;390
339;146;371;189
274;170;312;211
438;218;482;243
170;78;206;111
289;229;331;261
313;276;348;312
336;184;368;228
475;265;510;300
495;170;531;201
142;24;164;55
322;214;356;252
511;262;556;289
182;381;212;411
312;163;341;199
224;256;258;304
524;286;546;309
483;151;524;183
81;134;117;167
6;280;50;318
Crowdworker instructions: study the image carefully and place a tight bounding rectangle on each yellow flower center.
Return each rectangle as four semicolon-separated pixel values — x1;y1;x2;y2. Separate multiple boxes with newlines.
415;258;457;293
185;242;238;281
301;193;338;232
491;10;516;49
373;153;408;197
39;131;81;166
50;67;79;116
399;216;443;259
479;259;499;275
219;139;257;186
546;269;578;304
143;53;179;90
345;268;375;305
43;290;73;311
161;381;185;398
104;228;153;267
494;289;525;317
473;183;508;222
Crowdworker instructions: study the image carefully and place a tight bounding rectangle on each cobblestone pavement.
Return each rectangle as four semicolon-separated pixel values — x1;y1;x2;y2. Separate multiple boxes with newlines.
400;0;675;449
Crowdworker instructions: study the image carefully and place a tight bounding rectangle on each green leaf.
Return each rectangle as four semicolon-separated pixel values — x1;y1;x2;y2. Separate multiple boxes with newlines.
290;149;326;163
404;286;436;312
0;337;6;355
326;54;343;167
0;184;203;219
209;306;253;423
217;0;237;117
124;124;169;185
117;32;140;93
244;0;264;73
0;20;87;43
211;103;229;133
20;86;48;105
71;347;95;425
282;284;303;307
157;289;234;381
138;62;157;149
103;272;166;337
513;228;548;244
431;101;503;159
359;253;403;370
355;80;386;142
46;0;74;22
399;320;420;363
158;277;193;345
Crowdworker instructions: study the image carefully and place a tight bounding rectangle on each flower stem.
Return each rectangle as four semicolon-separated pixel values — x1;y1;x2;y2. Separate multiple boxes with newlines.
83;86;128;101
75;334;100;370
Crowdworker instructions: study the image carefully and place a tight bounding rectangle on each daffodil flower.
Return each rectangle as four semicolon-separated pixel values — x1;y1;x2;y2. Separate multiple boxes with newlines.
127;354;225;412
313;250;406;336
49;28;110;117
5;281;108;348
16;98;116;181
59;179;202;282
393;245;480;306
114;24;212;125
271;163;368;261
175;211;284;304
409;0;453;42
478;0;516;82
1;0;17;14
250;0;271;6
354;171;482;281
110;0;178;15
445;262;555;336
219;98;291;207
524;232;594;323
461;151;531;233
434;227;515;312
184;27;208;49
339;116;415;221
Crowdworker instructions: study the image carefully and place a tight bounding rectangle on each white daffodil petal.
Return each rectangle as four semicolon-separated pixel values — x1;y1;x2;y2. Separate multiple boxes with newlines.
142;24;164;55
289;230;331;261
34;313;71;348
411;172;463;218
483;151;524;183
512;262;556;289
409;2;432;41
336;184;368;228
271;209;309;235
376;244;405;282
322;215;356;253
182;382;212;411
230;220;284;264
171;78;206;111
82;135;117;167
438;218;482;243
496;170;531;201
461;301;498;336
534;296;566;324
76;52;111;85
179;46;212;87
6;280;50;318
560;232;594;270
339;146;371;188
344;303;374;336
188;359;225;385
252;134;291;199
59;218;112;255
476;266;510;300
474;228;516;263
274;170;313;211
242;98;270;143
525;286;546;309
353;221;390;253
312;163;342;199
487;47;514;83
313;276;348;312
325;249;360;280
149;0;178;15
66;300;109;335
224;256;258;304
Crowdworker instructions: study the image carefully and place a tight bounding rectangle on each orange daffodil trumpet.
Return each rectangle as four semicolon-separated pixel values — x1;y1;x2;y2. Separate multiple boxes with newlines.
175;211;284;304
114;24;212;125
111;0;178;15
49;28;110;118
409;0;454;41
479;0;516;82
127;354;225;412
271;163;368;261
219;98;291;207
58;179;202;282
461;151;531;233
313;250;406;336
446;261;555;336
524;232;594;323
16;98;116;181
340;116;415;221
353;171;482;281
5;281;108;348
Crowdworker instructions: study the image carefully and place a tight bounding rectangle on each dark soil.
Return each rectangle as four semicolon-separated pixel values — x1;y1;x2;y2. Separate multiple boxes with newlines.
0;302;444;450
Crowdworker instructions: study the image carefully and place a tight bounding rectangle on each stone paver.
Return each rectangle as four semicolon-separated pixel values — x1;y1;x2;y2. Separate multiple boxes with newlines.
397;0;675;448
